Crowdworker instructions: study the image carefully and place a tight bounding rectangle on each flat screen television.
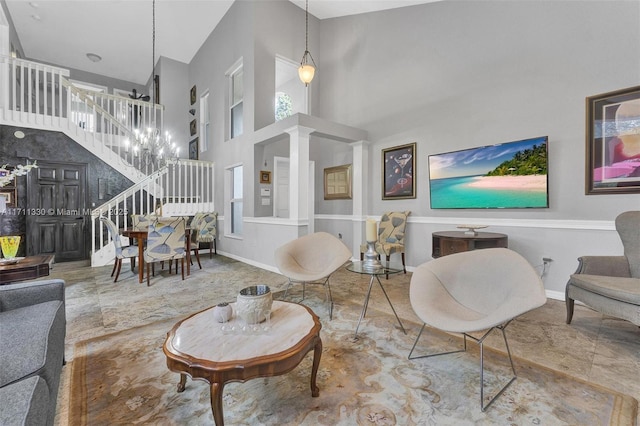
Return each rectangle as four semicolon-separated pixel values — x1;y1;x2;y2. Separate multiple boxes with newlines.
428;136;549;209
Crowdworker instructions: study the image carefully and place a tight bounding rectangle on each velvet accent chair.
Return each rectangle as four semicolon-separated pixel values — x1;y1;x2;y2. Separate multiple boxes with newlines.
360;211;411;278
100;216;138;282
143;217;187;286
408;248;546;411
191;212;218;265
275;232;352;319
566;211;640;326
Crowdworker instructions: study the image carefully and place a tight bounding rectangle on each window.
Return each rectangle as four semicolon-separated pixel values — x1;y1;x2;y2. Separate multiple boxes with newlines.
228;60;243;139
200;91;210;152
275;55;308;118
275;92;293;121
69;80;107;132
230;164;243;235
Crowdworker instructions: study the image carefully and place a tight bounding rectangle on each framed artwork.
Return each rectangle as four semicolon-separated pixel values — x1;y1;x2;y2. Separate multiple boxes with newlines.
586;85;640;194
260;171;271;184
190;85;197;105
382;142;416;200
324;164;352;200
189;138;199;160
189;119;197;136
0;188;16;207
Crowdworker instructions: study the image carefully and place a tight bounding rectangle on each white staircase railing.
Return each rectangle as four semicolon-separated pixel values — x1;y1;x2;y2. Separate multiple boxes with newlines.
0;56;218;266
0;56;70;127
91;159;215;266
0;55;165;177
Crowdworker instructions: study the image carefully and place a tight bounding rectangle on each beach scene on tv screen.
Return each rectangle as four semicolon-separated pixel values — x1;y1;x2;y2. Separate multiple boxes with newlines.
429;137;548;209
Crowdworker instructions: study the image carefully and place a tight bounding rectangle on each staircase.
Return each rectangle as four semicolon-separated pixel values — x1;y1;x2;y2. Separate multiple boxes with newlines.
0;55;215;266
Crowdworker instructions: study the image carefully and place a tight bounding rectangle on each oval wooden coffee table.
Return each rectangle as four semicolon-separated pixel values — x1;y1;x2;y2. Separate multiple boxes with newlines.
163;300;322;425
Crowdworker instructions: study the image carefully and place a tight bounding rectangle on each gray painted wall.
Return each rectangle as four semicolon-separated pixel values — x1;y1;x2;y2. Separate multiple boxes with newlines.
316;0;640;220
158;56;190;157
181;0;639;296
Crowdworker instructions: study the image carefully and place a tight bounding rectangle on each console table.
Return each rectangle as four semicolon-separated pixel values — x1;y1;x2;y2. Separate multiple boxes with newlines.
432;231;508;258
0;255;55;285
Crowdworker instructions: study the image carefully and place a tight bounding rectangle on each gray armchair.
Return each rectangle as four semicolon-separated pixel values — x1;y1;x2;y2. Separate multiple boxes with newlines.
565;211;640;326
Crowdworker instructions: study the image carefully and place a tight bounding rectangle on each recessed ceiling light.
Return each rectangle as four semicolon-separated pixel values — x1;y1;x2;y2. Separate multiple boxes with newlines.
29;2;39;8
14;131;25;139
31;14;41;21
86;53;102;63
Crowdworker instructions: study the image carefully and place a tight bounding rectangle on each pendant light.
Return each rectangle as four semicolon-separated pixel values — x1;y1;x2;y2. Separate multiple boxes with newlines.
298;0;316;86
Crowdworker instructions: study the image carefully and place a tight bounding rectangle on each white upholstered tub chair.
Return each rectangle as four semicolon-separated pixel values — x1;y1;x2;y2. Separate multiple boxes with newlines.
274;232;352;319
408;247;546;411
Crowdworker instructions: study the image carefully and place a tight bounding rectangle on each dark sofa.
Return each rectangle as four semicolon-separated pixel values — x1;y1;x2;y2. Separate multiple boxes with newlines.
0;279;66;426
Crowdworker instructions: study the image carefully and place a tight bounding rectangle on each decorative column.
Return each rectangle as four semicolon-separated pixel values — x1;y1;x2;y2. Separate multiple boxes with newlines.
350;140;370;254
285;125;314;226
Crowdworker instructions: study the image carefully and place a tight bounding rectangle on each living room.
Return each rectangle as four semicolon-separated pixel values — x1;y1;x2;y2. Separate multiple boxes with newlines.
0;0;638;424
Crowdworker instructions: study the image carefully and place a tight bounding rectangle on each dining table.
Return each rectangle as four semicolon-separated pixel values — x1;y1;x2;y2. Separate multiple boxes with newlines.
122;227;192;284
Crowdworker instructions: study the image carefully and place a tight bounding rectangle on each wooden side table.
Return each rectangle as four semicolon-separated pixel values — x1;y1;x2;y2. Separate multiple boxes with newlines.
0;255;55;285
432;231;508;258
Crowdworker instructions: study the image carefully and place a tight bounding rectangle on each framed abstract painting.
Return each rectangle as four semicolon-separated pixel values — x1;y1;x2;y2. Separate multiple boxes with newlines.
586;85;640;194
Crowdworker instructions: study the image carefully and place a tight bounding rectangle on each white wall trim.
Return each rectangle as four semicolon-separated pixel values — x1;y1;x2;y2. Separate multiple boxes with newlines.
314;214;615;231
217;249;567;303
545;290;565;301
244;216;308;226
217;249;281;275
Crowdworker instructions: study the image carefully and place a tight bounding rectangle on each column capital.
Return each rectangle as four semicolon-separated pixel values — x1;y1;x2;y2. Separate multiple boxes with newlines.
284;125;315;138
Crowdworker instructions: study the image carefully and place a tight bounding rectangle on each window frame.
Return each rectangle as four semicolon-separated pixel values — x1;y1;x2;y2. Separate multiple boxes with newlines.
226;58;244;140
225;163;243;238
199;90;210;152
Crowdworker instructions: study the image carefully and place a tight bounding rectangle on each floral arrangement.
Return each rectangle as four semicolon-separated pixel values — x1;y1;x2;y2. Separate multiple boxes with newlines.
0;162;38;187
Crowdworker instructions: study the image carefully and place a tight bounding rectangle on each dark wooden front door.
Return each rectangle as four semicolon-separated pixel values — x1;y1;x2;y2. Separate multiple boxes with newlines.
26;161;88;262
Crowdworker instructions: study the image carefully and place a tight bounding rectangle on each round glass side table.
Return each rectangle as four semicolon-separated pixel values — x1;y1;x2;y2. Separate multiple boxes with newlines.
345;261;407;339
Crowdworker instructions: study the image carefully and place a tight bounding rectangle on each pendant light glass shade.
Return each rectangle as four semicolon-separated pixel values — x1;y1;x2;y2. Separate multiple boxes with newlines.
298;61;315;86
299;0;316;86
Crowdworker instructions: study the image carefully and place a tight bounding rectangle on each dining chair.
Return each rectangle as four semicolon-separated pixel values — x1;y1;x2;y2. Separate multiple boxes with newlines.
143;217;187;286
131;214;157;231
100;216;138;282
359;211;411;278
192;212;218;262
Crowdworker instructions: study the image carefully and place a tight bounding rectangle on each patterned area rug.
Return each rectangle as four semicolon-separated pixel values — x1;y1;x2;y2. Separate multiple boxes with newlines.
69;295;637;425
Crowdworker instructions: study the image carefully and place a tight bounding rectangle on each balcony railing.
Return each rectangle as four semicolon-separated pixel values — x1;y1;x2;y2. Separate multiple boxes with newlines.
0;56;217;266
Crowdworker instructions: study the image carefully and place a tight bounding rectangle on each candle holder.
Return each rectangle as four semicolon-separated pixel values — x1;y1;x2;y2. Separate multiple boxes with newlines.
363;241;382;271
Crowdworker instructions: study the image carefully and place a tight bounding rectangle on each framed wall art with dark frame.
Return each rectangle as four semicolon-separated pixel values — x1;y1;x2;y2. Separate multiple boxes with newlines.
382;142;416;200
324;164;352;200
260;171;271;184
189;138;199;160
190;85;197;105
0;188;16;208
586;85;640;194
189;119;197;136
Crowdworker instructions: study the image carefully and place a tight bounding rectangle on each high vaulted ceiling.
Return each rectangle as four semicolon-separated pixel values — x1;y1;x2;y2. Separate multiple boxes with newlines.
4;0;440;85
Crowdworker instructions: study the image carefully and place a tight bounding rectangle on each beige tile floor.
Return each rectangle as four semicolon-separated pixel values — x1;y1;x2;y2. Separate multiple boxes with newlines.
50;255;639;425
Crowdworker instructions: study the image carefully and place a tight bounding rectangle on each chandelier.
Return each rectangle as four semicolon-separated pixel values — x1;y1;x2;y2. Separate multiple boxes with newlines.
298;0;316;86
125;0;178;171
126;128;178;169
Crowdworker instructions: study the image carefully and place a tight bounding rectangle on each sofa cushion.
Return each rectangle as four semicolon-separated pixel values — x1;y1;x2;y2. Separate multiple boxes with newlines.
0;376;49;426
569;274;640;305
0;301;65;390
